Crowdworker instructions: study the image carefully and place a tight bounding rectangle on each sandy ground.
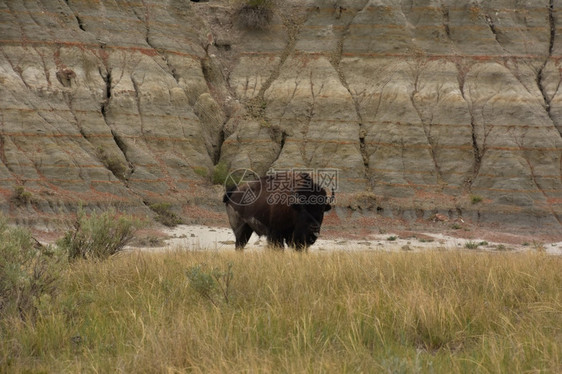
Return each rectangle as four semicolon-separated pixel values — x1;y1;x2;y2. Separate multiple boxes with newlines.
131;224;562;255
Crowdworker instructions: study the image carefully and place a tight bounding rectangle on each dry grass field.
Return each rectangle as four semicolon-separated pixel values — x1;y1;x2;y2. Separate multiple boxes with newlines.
1;249;561;373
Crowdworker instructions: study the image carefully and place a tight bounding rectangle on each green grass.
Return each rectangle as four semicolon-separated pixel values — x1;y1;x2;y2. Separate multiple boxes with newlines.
1;250;561;373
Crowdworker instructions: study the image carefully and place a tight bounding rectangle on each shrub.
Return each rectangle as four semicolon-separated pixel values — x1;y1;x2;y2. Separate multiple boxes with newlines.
471;195;483;204
149;203;182;227
186;262;233;306
57;208;142;261
418;238;434;243
532;241;546;253
465;241;480;249
212;161;229;185
0;217;63;320
12;185;32;206
193;166;208;178
235;0;274;30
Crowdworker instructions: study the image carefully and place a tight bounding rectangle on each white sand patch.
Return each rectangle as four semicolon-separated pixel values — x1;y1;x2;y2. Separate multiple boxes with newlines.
132;225;562;254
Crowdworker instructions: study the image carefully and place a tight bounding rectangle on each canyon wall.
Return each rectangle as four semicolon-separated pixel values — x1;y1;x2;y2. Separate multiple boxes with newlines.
1;0;561;231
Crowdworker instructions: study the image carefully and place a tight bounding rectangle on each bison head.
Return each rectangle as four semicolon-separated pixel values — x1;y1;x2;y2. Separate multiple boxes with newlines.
288;173;333;248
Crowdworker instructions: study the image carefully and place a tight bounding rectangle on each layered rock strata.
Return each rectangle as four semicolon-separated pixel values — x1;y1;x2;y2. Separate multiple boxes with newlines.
1;0;561;230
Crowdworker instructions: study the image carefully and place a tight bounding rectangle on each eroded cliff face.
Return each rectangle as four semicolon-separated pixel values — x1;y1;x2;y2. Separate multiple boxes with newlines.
1;0;561;230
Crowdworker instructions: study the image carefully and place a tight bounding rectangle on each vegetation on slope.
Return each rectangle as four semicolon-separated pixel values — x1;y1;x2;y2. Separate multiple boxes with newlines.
234;0;275;30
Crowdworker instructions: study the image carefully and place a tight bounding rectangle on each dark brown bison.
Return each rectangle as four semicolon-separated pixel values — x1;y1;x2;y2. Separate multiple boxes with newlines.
223;172;333;250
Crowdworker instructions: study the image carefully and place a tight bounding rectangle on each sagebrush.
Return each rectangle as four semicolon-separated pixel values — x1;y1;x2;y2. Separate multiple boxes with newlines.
57;208;142;260
186;262;233;306
0;217;63;320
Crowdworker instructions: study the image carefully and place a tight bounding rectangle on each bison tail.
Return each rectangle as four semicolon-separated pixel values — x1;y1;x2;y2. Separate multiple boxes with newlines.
223;185;237;204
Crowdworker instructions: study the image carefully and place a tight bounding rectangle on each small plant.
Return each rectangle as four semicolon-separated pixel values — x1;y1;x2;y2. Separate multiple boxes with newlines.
12;185;32;206
532;241;546;253
57;208;142;261
193;166;209;178
246;97;268;120
418;238;434;243
495;244;508;251
186;263;233;307
234;0;275;30
451;223;462;230
0;216;64;320
387;236;397;241
212;161;229;185
149;203;182;227
471;195;483;204
130;235;164;247
465;241;480;249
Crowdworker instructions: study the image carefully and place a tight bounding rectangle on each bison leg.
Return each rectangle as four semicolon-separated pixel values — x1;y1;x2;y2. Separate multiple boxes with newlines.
287;231;312;252
267;232;285;250
226;205;253;250
288;238;307;251
234;223;253;250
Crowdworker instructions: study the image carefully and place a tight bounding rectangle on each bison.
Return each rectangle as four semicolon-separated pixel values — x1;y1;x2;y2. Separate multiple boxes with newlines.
223;172;333;250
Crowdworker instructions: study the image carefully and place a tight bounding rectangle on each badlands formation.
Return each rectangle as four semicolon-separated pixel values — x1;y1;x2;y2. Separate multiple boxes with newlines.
1;0;561;236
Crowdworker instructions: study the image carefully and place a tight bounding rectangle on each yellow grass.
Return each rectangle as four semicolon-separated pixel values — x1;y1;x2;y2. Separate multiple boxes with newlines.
1;250;561;373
